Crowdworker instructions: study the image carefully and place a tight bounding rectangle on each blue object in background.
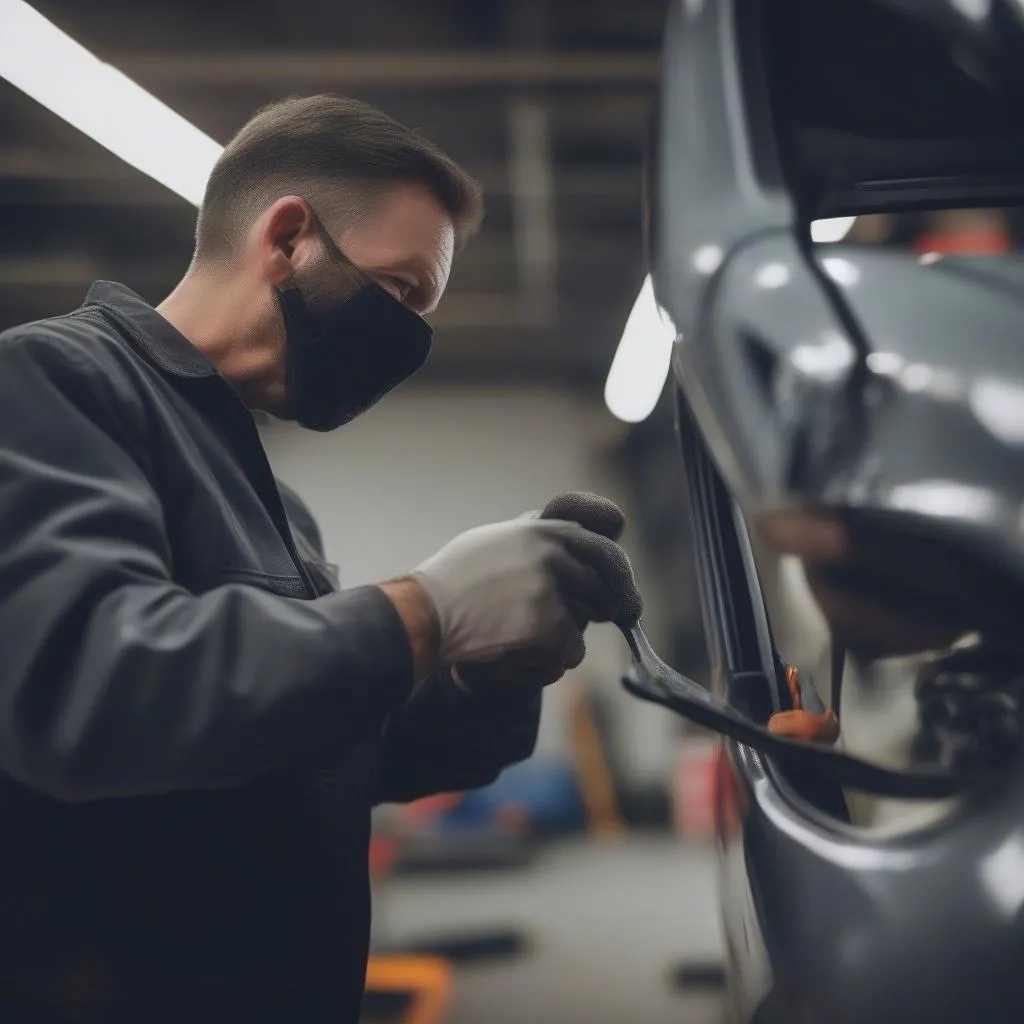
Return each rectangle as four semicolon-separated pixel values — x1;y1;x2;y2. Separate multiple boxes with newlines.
438;757;586;832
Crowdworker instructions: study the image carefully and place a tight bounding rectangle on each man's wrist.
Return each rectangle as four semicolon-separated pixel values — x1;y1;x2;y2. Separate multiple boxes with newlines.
377;577;441;684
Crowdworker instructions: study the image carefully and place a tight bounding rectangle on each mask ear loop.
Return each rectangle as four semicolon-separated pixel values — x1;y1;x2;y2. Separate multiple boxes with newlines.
304;205;377;297
304;201;432;330
310;211;357;270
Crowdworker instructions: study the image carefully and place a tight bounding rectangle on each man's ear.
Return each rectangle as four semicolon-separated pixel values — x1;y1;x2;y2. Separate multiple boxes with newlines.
257;196;318;288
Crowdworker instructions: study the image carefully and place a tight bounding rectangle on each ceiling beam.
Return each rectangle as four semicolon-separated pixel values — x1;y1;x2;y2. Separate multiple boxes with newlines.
0;225;636;267
111;51;658;88
0;149;640;203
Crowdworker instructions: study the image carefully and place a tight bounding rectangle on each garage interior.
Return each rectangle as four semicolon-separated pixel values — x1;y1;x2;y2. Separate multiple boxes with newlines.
4;1;1023;1022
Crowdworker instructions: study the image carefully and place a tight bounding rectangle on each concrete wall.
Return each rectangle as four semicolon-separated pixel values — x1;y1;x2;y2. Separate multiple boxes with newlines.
260;383;679;786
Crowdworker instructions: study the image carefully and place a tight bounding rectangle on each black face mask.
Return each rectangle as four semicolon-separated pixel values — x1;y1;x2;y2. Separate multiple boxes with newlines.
275;215;434;432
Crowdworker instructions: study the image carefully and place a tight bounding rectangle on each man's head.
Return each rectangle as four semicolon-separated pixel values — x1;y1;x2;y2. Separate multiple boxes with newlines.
166;94;483;428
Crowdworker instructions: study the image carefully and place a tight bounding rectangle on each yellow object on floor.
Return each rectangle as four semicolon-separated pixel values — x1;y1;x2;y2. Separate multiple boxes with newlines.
567;678;626;839
363;955;453;1024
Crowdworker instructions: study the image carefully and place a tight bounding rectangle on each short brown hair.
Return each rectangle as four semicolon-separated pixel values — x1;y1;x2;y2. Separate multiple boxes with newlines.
194;94;483;262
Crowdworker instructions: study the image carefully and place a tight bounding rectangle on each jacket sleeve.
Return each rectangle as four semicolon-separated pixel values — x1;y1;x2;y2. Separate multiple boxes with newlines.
375;672;541;804
275;478;541;805
0;332;414;803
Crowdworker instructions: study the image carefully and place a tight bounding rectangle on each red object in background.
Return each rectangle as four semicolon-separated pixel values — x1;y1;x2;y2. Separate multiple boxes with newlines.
913;232;1011;255
713;741;747;841
399;792;465;825
369;792;465;881
672;737;718;838
369;835;399;879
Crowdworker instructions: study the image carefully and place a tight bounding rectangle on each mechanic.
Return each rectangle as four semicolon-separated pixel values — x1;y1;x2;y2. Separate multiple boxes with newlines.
0;94;639;1023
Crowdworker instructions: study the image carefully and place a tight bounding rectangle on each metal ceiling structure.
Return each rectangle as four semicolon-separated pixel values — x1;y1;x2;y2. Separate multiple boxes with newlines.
0;0;666;388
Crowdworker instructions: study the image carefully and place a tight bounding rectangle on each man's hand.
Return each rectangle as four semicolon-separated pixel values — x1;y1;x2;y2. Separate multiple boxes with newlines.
379;492;641;697
407;518;614;665
451;492;642;696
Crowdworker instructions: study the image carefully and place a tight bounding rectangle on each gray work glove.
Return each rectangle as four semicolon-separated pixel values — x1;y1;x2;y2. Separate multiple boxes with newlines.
411;494;641;672
536;491;642;627
445;492;644;694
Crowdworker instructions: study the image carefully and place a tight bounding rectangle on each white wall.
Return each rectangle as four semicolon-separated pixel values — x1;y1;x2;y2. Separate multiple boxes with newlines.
261;383;678;785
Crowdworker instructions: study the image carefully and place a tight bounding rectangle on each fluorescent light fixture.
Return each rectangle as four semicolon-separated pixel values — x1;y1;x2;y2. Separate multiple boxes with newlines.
0;0;223;206
810;217;857;243
604;275;677;424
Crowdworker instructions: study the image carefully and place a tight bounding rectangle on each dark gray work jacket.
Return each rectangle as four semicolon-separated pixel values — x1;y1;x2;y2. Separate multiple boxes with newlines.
0;282;539;1023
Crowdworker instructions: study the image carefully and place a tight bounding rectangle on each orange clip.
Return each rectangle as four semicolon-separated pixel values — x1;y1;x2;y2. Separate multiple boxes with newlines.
766;665;840;745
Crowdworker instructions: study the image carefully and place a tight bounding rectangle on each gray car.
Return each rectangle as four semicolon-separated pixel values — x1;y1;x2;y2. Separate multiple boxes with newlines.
626;1;1024;1020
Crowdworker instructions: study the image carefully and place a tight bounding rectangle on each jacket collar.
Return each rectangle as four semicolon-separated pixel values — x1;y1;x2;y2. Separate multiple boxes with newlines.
83;281;219;379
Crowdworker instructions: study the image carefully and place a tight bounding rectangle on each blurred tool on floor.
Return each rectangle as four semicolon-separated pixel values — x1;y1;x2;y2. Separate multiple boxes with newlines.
362;956;452;1024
